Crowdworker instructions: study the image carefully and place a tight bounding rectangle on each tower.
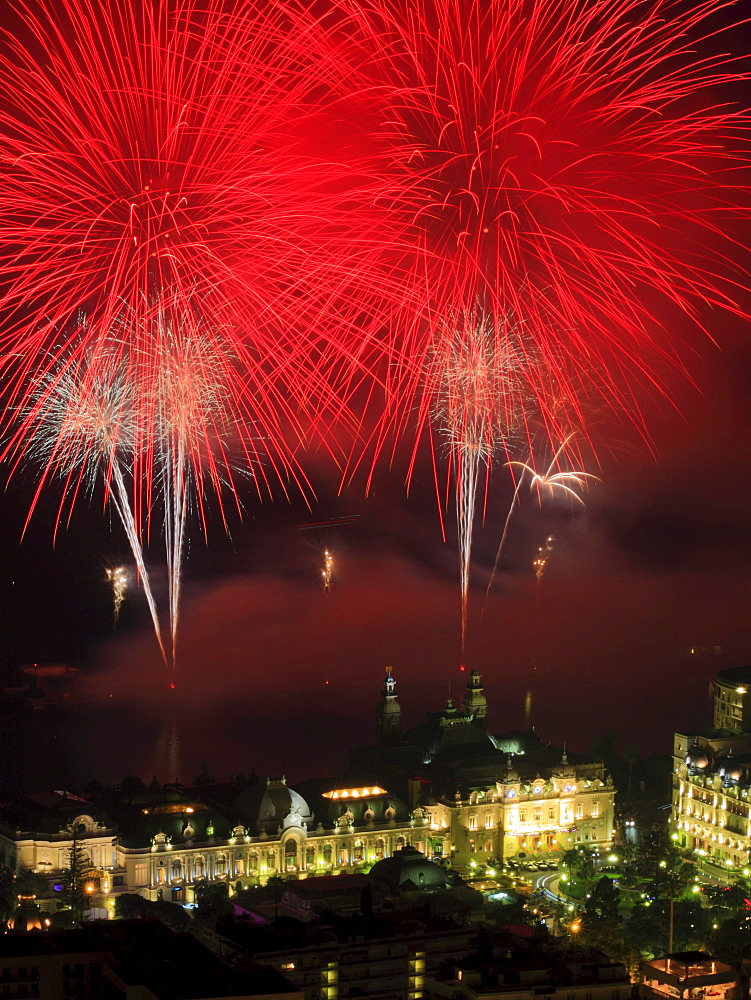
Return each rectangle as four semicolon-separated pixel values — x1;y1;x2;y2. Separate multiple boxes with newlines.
461;669;488;729
376;666;401;744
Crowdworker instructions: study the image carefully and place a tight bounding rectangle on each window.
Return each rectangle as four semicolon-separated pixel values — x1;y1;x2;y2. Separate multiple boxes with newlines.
353;842;363;862
469;815;477;830
113;875;125;886
216;854;227;874
193;857;205;879
549;808;555;820
306;847;315;867
375;839;385;858
134;864;147;886
485;813;493;829
285;840;298;867
156;868;165;884
592;801;600;817
576;804;583;819
249;853;258;871
519;811;526;823
484;840;492;852
235;858;244;875
171;858;182;880
266;850;276;869
339;846;348;865
323;844;332;863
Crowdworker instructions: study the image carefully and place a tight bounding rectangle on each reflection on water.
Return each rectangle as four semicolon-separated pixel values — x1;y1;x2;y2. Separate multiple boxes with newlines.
12;688;368;791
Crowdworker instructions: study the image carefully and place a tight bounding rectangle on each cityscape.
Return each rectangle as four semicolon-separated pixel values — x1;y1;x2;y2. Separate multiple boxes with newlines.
0;0;749;996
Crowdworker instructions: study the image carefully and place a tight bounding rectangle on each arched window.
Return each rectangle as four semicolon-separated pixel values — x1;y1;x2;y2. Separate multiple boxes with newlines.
284;839;297;866
249;853;258;872
339;845;349;865
171;858;182;880
235;857;245;875
306;846;315;867
215;854;227;875
353;841;363;863
396;836;406;850
266;850;276;869
193;857;205;880
375;839;385;859
323;844;332;863
156;865;166;884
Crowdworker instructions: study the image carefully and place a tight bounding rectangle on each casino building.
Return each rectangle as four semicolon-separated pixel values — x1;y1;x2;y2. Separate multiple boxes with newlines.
0;669;615;910
672;665;751;870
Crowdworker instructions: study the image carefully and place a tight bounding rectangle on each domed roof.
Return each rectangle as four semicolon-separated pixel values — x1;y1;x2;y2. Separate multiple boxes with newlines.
685;739;711;773
235;778;313;834
405;700;498;762
717;749;743;785
370;846;447;892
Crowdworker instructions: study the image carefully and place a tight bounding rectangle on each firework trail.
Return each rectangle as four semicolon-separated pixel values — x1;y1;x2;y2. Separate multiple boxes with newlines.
334;0;747;655
7;342;169;666
146;307;241;669
107;565;127;625
483;437;597;608
430;309;530;653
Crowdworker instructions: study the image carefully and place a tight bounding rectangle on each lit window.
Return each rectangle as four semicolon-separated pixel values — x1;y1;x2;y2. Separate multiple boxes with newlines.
469;816;477;830
485;813;493;829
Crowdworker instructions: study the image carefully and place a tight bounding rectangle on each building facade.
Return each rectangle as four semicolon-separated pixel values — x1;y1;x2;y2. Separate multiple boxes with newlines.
672;666;751;871
0;670;616;910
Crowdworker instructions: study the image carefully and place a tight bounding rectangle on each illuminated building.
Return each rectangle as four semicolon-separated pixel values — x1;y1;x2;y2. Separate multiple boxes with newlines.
0;669;615;910
640;952;738;1000
672;666;751;870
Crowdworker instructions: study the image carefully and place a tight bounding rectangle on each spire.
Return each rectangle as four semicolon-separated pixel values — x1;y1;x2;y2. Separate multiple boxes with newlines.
376;666;401;745
461;668;488;729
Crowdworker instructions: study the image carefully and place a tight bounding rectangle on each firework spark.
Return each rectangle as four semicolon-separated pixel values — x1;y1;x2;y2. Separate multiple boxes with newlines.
322;550;334;591
8;340;168;667
106;565;128;625
484;437;598;607
429;309;531;653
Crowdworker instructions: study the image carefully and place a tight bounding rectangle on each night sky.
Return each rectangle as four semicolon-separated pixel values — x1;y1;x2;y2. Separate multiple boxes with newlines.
0;0;749;790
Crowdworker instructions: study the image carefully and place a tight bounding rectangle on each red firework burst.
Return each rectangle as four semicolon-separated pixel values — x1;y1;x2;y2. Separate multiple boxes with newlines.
337;0;750;450
0;0;365;506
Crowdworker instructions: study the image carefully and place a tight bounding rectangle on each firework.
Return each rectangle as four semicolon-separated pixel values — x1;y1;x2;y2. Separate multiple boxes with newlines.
343;0;748;406
429;308;531;652
106;565;127;625
8;340;168;666
484;437;597;607
0;0;366;513
322;550;334;591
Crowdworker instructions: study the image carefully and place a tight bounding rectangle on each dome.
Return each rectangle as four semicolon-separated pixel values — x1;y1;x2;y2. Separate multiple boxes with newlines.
684;739;711;774
406;700;498;762
235;777;313;834
717;749;743;786
370;846;447;892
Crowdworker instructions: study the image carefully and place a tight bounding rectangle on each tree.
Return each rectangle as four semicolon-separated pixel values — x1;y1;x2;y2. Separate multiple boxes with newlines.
59;834;93;923
580;876;624;958
119;775;146;801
